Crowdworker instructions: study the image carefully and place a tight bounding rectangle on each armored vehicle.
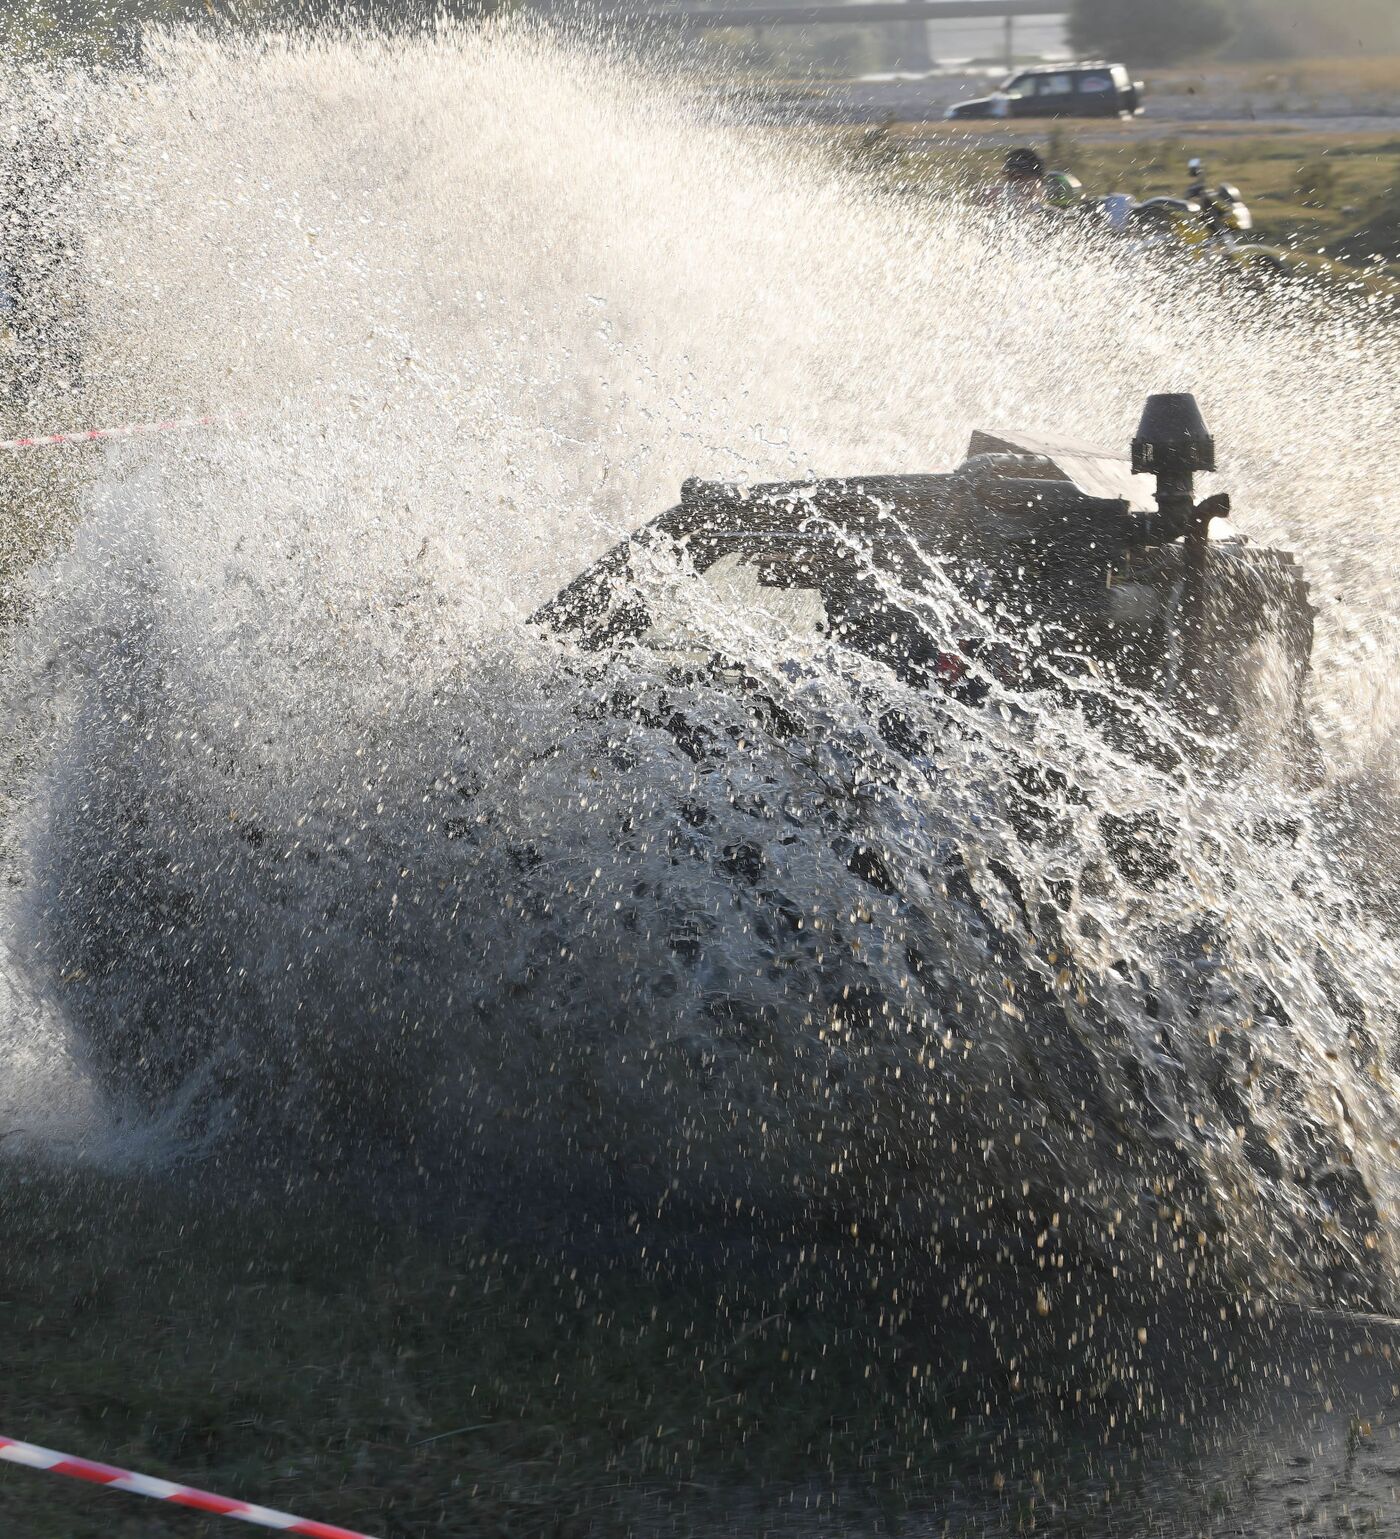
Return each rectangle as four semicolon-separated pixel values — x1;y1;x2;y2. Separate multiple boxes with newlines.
536;395;1315;779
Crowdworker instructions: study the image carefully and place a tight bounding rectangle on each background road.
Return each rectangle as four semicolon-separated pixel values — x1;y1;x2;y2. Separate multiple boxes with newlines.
721;72;1400;131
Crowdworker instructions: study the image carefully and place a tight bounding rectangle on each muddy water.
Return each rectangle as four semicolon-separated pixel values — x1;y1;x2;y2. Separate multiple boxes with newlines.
0;31;1396;1533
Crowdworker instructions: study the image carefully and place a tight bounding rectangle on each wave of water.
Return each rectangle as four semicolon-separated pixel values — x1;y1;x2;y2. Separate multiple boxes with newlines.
1;23;1399;1309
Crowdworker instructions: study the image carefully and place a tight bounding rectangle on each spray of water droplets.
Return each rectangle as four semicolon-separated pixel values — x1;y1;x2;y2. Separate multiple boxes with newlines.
0;22;1398;1306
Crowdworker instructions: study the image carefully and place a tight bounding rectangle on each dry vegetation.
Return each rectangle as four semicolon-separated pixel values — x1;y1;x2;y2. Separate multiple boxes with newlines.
831;120;1400;275
1147;55;1400;107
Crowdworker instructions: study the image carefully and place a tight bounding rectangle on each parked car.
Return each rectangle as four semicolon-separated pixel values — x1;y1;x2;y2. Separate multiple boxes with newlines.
945;63;1144;121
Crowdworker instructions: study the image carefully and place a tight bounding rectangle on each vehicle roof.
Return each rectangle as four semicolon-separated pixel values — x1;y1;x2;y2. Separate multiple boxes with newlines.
1010;61;1124;74
966;426;1152;510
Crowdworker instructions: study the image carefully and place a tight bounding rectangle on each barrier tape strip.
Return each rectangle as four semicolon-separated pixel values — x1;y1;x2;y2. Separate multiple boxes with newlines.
0;1435;381;1538
0;412;236;452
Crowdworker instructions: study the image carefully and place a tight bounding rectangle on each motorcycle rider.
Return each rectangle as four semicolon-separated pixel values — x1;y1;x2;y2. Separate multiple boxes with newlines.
1186;156;1209;203
1185;156;1251;238
988;147;1048;215
1042;170;1086;212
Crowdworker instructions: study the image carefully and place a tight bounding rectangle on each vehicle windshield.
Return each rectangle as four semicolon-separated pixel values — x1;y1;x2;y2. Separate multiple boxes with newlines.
640;549;830;656
999;72;1034;93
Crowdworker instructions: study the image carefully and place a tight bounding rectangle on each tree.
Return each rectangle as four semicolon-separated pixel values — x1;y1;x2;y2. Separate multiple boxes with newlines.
1069;0;1233;66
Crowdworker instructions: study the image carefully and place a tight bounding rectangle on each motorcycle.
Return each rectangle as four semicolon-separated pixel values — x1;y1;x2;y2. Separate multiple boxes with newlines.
1091;163;1288;287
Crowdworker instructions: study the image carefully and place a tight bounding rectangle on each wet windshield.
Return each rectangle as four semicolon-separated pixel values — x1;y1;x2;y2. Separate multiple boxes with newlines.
640;549;830;654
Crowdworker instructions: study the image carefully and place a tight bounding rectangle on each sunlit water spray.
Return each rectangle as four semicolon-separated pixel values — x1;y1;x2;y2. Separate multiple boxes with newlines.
0;24;1399;1317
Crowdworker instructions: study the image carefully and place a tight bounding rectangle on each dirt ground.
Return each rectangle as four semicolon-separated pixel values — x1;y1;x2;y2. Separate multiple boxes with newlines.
3;1161;1400;1538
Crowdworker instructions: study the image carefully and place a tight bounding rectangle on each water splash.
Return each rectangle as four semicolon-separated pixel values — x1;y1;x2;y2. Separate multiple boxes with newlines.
1;23;1399;1310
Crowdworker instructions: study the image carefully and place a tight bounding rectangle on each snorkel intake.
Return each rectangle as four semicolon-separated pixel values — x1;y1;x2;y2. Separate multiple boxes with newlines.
1132;393;1231;721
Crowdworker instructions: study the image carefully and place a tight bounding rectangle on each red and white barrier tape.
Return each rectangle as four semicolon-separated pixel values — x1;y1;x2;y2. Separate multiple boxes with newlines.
0;1435;380;1538
0;412;238;453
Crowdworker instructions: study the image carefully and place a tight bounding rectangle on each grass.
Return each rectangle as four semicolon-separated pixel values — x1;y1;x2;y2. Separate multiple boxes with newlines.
831;121;1400;275
1041;132;1400;257
1147;55;1400;104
